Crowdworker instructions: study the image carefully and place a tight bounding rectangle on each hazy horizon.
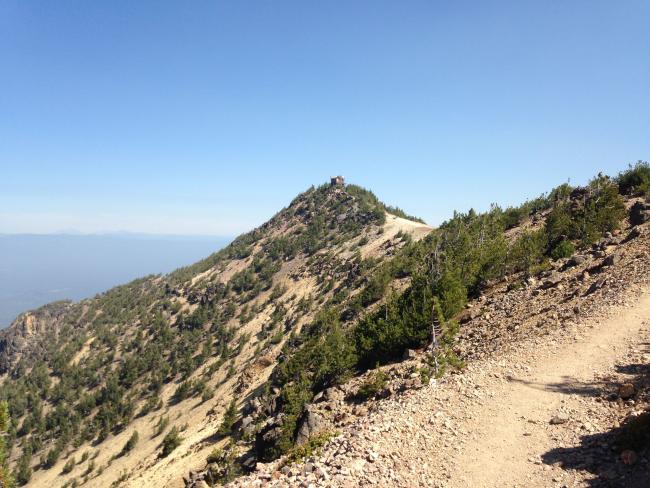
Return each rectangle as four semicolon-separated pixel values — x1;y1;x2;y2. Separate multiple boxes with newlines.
2;1;648;236
0;233;231;328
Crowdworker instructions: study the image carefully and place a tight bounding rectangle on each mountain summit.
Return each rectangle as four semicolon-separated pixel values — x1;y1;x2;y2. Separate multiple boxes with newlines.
0;181;431;487
2;165;650;488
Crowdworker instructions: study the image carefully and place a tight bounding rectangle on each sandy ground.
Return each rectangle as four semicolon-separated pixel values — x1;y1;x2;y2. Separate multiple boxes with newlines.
442;289;650;487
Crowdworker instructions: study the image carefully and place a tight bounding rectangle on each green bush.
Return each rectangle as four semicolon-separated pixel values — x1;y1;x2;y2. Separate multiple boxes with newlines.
153;415;169;437
45;446;61;469
355;369;388;400
282;431;337;465
160;426;182;457
62;457;75;474
205;442;241;484
217;400;238;437
121;431;139;455
617;161;650;196
201;387;215;403
14;447;32;485
549;240;575;260
508;230;547;276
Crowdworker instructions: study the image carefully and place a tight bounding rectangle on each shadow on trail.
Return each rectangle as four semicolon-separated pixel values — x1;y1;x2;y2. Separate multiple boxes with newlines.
507;375;605;397
537;343;650;487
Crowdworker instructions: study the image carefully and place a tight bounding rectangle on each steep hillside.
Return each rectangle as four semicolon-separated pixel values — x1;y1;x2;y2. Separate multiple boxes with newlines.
2;163;650;488
0;182;431;487
205;164;650;488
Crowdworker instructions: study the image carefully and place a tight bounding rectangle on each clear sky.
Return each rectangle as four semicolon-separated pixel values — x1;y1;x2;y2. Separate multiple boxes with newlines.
1;1;648;236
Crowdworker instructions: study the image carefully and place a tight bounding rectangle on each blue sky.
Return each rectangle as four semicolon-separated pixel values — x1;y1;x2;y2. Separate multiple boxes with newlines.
1;1;648;235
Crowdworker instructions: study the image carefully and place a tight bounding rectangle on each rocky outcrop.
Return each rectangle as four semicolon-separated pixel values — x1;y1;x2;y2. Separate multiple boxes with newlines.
295;407;327;446
0;301;73;374
630;201;650;226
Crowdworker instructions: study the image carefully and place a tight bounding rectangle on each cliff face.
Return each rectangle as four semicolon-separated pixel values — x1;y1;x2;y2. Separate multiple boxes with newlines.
0;300;73;374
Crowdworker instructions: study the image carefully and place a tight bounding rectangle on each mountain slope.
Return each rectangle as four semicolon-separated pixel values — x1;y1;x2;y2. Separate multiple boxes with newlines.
230;222;650;487
2;165;649;488
0;182;431;488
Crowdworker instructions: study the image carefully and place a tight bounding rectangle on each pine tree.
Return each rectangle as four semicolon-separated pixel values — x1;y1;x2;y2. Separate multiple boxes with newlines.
218;399;238;436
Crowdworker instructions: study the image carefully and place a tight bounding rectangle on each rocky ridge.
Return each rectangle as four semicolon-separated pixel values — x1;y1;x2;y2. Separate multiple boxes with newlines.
223;207;650;487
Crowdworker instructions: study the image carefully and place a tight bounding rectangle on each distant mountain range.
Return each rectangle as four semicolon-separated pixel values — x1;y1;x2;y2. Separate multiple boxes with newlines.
0;233;231;327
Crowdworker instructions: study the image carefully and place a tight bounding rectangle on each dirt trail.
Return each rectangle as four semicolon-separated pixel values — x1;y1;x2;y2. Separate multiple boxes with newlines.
444;290;650;487
233;285;650;488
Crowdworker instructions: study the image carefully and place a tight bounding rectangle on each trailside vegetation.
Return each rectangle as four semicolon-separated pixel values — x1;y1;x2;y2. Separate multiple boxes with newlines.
0;170;634;478
259;172;628;460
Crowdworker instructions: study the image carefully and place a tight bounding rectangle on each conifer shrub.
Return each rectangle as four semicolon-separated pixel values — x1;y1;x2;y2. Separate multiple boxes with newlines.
549;240;575;260
354;369;388;400
62;457;75;474
617;161;650;196
217;400;238;437
160;427;182;457
121;431;139;455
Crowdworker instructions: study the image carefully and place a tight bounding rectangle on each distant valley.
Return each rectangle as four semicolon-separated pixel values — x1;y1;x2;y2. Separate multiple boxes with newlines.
0;233;231;327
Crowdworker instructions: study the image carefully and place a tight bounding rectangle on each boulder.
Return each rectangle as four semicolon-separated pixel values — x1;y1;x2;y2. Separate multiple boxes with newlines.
323;386;345;403
541;273;562;289
242;456;257;470
403;349;417;360
241;415;255;435
401;377;423;391
623;226;643;243
630;201;650;226
566;255;587;267
550;412;570;425
603;254;620;267
295;407;326;446
254;415;285;458
618;383;636;400
586;279;606;295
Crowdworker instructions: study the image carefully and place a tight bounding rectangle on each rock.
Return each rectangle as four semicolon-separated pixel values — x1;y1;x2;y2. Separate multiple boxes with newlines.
603;254;620;267
567;255;587;267
296;407;327;446
550;412;570;425
401;377;423;390
586;279;606;295
242;415;254;429
323;386;344;403
624;227;643;242
403;349;417;360
526;276;538;287
315;466;329;479
541;273;562;289
630;201;650;226
618;383;636;400
621;450;638;465
242;456;257;470
255;415;286;456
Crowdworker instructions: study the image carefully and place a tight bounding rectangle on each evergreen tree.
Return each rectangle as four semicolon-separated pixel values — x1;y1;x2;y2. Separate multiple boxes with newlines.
218;400;238;436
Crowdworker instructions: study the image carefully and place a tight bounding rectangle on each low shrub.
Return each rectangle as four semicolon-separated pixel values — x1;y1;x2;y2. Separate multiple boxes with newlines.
355;369;388;400
160;426;182;457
